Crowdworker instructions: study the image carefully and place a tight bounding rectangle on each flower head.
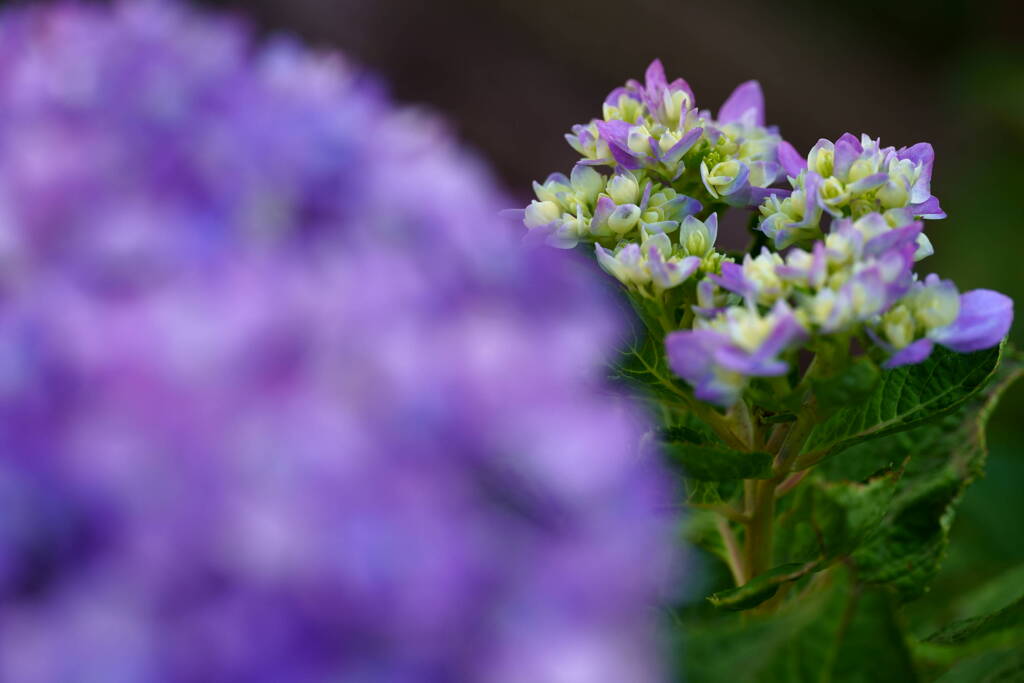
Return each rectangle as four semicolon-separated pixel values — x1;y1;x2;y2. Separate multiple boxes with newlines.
666;302;806;406
758;133;945;248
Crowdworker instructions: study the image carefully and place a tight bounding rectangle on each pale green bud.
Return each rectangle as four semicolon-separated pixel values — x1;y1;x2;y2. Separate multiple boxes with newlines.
882;305;915;349
806;289;844;328
642;232;672;258
678;215;717;257
877;179;909;209
608;204;641;234
683;229;709;257
570;165;604;204
847;158;877;184
914;233;934;261
606;173;641;205
701;159;742;198
524;200;562;229
912;284;960;330
627;125;653;157
721;307;775;352
819;177;849;208
810;146;834;177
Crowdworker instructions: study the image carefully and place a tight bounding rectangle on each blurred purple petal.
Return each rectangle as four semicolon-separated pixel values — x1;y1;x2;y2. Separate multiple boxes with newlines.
776;140;807;177
931;290;1014;352
885;339;935;367
718;80;764;127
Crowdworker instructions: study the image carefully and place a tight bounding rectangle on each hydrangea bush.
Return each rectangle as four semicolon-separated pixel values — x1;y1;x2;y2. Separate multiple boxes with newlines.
520;60;1023;680
0;4;675;681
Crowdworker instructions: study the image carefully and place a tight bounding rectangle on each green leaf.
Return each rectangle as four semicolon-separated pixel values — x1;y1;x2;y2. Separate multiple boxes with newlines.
775;469;901;567
827;587;920;683
661;441;773;481
925;593;1024;646
933;649;1024;682
849;349;1023;601
609;328;682;404
811;356;881;413
708;562;817;610
683;478;740;505
677;569;920;682
799;345;1003;466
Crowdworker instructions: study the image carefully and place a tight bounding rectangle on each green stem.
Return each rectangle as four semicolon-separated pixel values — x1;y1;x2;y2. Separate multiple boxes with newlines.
744;477;781;580
717;516;747;585
773;398;818;474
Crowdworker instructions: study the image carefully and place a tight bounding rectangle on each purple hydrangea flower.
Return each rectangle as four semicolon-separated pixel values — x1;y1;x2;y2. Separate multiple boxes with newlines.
878;276;1014;367
0;3;675;681
665;302;807;406
758;132;945;248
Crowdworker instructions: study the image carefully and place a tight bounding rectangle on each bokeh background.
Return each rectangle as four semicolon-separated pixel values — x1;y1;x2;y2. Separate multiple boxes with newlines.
9;0;1022;637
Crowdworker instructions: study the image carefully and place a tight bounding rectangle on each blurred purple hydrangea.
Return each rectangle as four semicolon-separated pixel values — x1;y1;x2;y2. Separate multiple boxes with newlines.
0;3;675;681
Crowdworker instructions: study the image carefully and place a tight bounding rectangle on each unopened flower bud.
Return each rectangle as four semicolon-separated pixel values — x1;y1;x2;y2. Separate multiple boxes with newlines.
608;204;641;233
606;173;641;205
524;200;562;229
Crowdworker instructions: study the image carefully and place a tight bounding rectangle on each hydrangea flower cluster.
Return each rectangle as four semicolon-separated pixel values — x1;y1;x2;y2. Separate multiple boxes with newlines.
521;60;781;297
520;61;1013;408
759;133;944;250
0;4;674;681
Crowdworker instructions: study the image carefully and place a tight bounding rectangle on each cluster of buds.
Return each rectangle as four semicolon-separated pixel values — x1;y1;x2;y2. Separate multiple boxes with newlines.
758;133;944;249
564;60;782;208
521;61;1014;409
522;60;786;297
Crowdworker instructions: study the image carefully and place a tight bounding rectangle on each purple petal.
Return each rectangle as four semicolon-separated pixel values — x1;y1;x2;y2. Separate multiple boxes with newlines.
910;196;946;220
661;126;703;165
903;143;935;203
693;378;741;407
639;181;653;211
667;77;695;105
604;85;639;107
705;213;719;245
595;119;629;146
718;162;751;198
776;140;807;178
833;133;862;180
708;262;751;297
718;80;764;127
665;329;722;384
863;222;923;257
607;143;643;170
590;196;615;232
714;346;789;376
644;59;668;94
749;186;792;205
885;339;935;368
931;289;1014;352
847;172;888;194
755;306;806;359
677;255;701;280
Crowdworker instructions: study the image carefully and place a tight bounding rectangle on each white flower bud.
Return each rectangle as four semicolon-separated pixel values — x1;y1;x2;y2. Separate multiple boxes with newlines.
570;165;604;204
606;173;640;205
524;201;562;229
607;204;641;234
